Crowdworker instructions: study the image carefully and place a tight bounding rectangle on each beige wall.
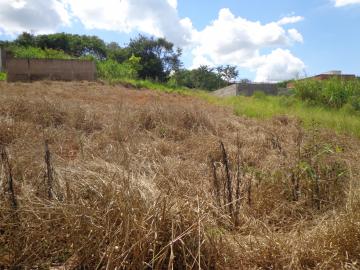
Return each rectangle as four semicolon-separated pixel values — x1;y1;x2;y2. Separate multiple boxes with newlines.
7;59;96;82
212;84;237;97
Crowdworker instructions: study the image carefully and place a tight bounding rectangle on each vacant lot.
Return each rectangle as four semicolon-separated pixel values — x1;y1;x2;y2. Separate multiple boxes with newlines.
0;81;359;269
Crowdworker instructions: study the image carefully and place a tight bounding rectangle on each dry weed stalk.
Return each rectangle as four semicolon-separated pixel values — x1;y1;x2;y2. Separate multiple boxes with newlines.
211;140;245;227
220;141;233;216
0;145;17;210
44;140;54;200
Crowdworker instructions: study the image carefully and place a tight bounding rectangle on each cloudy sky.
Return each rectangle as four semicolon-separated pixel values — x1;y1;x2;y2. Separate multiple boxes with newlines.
0;0;359;82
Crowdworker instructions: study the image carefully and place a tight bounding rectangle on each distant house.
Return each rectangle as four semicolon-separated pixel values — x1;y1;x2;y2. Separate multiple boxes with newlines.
213;82;279;97
287;71;356;89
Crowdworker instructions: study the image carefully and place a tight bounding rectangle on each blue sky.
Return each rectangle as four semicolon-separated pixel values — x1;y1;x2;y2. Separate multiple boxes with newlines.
0;0;359;81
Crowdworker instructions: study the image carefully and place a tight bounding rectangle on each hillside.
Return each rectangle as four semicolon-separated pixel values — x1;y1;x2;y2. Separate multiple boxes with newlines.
0;81;360;269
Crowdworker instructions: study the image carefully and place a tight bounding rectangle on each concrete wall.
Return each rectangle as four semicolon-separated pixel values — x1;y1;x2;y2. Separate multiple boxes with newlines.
237;83;278;96
7;58;96;82
213;83;279;97
212;84;237;97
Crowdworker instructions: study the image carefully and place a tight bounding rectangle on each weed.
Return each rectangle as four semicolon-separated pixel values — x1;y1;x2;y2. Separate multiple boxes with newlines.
0;72;6;81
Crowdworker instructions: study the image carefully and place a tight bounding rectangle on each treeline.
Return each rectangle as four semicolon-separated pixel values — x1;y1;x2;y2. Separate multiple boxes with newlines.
0;32;239;90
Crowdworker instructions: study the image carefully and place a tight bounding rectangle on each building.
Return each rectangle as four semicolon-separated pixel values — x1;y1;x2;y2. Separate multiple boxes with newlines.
213;82;279;97
287;71;356;89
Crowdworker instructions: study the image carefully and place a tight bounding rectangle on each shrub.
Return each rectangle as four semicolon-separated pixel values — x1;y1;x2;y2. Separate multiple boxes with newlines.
294;78;360;109
96;55;141;81
294;79;322;103
0;72;6;81
10;46;72;59
350;95;360;111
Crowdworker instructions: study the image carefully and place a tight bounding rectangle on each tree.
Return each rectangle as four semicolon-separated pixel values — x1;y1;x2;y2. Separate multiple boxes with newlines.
127;35;182;81
107;42;129;63
14;32;36;47
171;69;194;88
31;33;107;59
216;65;239;83
190;65;227;90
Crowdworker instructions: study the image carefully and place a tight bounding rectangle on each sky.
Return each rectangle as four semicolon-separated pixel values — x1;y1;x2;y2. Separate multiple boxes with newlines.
0;0;359;82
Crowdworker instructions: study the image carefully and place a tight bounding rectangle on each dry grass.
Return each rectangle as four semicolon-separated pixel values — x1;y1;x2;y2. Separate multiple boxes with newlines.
0;81;360;269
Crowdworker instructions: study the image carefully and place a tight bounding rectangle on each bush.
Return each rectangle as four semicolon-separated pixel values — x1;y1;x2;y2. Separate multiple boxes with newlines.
350;95;360;111
0;72;6;81
10;46;72;59
96;55;141;81
294;78;360;109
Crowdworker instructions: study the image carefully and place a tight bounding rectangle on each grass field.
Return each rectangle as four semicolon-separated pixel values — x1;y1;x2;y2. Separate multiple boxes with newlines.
214;95;360;138
0;81;360;269
111;78;360;139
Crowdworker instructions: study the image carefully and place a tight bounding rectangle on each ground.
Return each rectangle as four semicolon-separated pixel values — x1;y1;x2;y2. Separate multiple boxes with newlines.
0;81;359;269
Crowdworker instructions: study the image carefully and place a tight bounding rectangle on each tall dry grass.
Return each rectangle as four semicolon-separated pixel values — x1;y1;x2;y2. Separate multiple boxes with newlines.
0;81;359;269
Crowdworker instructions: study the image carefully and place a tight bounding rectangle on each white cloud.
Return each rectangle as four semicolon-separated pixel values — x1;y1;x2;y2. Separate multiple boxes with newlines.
334;0;360;6
0;0;70;35
277;16;304;25
62;0;193;46
0;0;192;45
190;8;305;81
10;0;26;9
249;49;305;82
0;1;305;82
288;29;303;43
167;0;177;9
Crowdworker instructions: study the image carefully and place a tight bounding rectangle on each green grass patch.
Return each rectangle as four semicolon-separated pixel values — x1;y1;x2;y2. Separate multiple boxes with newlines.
211;95;360;138
116;78;191;93
0;72;6;81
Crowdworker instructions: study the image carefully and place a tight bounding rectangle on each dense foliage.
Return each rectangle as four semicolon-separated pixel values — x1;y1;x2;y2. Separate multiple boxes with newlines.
13;32;107;59
96;55;142;81
126;35;182;81
170;66;229;90
9;46;73;59
294;78;360;110
1;32;237;90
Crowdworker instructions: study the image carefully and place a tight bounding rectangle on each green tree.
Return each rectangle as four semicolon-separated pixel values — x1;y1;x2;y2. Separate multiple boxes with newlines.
19;33;108;59
190;66;226;90
216;65;239;83
107;42;129;63
171;69;194;88
127;35;182;81
14;32;36;47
